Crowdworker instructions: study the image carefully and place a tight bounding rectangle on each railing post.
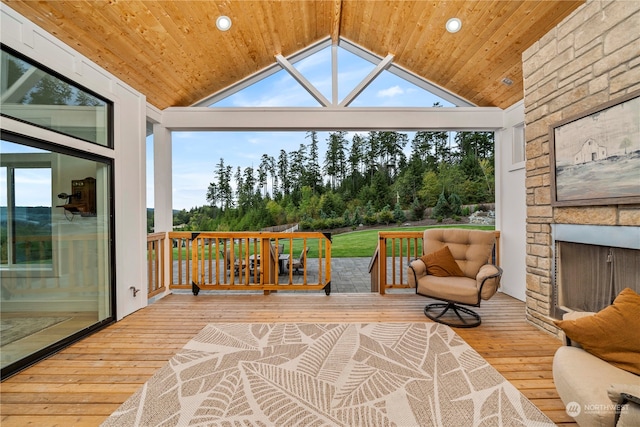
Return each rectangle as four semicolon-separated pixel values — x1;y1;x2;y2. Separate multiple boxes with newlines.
191;233;200;295
369;247;379;293
162;231;170;293
379;235;387;295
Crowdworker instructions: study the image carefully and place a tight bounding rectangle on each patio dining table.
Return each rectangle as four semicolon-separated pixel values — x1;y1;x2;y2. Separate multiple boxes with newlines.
249;253;291;273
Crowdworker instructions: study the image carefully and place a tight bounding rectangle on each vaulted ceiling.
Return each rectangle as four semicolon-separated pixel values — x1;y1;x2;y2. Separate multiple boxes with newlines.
3;0;584;110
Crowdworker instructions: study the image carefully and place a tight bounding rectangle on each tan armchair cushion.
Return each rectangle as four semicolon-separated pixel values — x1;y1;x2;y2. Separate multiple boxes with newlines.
422;229;495;279
420;246;464;277
416;275;479;305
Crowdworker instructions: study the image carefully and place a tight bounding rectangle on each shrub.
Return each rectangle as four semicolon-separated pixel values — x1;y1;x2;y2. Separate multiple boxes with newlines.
327;217;345;229
432;191;463;219
410;198;425;221
299;219;313;230
312;218;329;230
448;193;463;216
431;192;449;219
364;214;378;226
352;207;362;226
377;206;394;225
393;202;406;223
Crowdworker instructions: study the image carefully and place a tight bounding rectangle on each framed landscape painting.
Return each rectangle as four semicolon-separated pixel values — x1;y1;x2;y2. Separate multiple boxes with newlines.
549;90;640;206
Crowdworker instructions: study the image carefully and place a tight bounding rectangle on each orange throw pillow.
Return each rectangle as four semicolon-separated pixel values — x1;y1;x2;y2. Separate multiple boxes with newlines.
554;287;640;375
420;246;465;277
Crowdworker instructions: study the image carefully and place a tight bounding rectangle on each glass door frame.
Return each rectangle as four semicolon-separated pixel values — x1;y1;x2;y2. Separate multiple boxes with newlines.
0;130;116;380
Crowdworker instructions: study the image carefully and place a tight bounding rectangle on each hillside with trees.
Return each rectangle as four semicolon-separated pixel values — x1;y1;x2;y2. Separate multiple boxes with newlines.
166;129;495;233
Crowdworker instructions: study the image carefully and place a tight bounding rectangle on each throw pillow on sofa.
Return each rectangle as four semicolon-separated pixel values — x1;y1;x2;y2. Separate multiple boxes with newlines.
554;287;640;375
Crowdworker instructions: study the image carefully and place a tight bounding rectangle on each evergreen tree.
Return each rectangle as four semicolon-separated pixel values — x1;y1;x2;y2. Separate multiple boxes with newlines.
324;131;347;190
211;158;232;209
277;149;290;195
393;202;406;223
377;131;407;177
410;198;425;221
258;154;270;197
305;131;322;192
371;169;391;211
234;166;243;209
289;144;307;195
206;182;218;208
364;132;380;183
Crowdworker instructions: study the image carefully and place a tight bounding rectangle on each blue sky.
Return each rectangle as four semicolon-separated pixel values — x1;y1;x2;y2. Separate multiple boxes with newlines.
154;45;455;210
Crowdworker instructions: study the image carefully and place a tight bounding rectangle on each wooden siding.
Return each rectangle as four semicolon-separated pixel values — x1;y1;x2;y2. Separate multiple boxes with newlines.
0;292;576;426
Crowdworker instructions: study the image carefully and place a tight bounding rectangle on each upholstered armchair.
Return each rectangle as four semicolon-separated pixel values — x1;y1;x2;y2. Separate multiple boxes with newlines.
408;228;502;327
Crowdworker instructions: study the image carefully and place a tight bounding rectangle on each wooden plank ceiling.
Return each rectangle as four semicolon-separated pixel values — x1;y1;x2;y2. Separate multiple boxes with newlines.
3;0;584;110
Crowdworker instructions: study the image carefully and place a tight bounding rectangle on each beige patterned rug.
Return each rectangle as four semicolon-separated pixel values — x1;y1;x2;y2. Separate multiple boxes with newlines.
102;322;554;427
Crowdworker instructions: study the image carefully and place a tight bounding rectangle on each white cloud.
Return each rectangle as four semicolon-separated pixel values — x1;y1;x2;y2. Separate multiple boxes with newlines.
377;85;404;98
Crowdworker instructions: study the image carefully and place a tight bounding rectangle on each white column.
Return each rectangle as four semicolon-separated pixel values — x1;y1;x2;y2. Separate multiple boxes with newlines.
153;124;173;232
496;100;527;302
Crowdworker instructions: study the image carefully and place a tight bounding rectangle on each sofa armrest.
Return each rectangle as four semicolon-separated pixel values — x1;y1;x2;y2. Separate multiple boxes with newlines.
407;259;426;288
608;384;640;427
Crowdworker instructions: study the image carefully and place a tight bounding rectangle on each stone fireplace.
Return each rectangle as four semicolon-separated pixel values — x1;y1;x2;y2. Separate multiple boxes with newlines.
522;0;640;335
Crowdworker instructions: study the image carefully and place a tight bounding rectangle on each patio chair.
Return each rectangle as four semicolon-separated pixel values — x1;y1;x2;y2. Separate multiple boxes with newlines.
407;228;502;328
222;248;244;274
290;247;308;275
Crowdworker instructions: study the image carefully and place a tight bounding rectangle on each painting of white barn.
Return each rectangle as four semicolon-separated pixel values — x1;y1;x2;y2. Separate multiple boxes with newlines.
550;91;640;206
573;138;607;164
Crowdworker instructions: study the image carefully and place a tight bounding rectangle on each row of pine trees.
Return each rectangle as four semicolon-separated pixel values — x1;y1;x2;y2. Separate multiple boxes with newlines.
169;130;495;232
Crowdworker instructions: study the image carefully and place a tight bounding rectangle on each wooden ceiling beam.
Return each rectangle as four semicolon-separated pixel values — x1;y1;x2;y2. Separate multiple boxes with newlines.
331;0;342;45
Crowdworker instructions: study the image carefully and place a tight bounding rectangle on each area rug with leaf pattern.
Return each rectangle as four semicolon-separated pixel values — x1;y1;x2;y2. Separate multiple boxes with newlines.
101;322;554;427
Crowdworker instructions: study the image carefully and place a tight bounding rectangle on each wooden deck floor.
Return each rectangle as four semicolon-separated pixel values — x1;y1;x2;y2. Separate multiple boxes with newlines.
0;292;576;426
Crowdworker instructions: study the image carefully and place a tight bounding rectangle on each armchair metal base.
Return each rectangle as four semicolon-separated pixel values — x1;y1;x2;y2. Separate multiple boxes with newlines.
424;302;481;328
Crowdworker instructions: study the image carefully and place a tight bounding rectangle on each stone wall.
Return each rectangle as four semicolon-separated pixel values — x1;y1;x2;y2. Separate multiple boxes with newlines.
522;0;640;334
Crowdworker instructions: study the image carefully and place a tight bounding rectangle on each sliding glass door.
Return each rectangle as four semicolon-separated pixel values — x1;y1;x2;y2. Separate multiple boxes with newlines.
0;134;114;377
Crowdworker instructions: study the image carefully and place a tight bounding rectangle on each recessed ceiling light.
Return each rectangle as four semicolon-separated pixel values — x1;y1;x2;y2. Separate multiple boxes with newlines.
216;16;232;31
501;77;514;86
446;18;462;33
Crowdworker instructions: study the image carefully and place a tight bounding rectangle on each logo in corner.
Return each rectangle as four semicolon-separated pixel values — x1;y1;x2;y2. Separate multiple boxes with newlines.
566;401;581;417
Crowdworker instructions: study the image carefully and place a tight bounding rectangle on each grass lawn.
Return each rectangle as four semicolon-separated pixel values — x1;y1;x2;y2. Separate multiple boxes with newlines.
169;224;495;260
330;224;495;257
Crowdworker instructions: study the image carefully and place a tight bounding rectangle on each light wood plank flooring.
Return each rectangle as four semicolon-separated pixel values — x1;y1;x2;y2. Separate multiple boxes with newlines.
0;292;577;426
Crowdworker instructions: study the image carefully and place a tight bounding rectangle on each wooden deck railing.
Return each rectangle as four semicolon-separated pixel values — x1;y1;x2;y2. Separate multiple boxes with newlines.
160;231;332;296
146;232;167;298
370;230;500;295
